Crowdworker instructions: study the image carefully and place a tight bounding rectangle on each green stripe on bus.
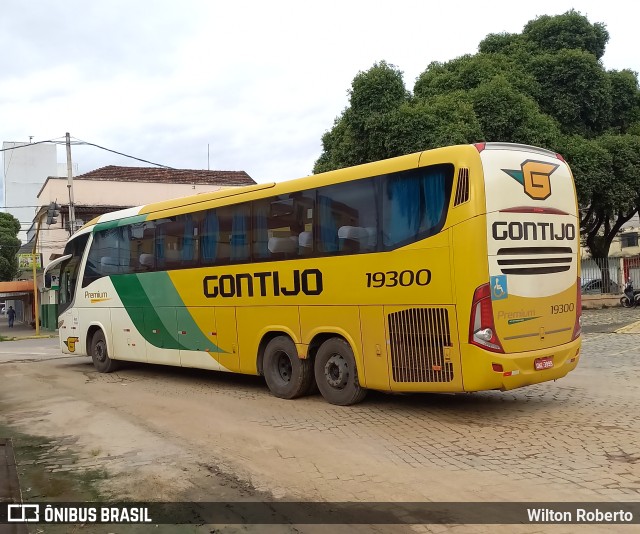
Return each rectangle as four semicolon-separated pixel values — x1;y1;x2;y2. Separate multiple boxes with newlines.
110;273;224;353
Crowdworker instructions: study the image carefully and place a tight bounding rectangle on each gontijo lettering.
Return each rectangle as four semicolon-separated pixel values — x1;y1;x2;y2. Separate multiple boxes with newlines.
203;269;323;298
492;221;576;241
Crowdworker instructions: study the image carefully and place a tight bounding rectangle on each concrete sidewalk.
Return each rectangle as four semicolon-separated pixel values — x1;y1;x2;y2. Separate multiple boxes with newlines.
0;318;56;341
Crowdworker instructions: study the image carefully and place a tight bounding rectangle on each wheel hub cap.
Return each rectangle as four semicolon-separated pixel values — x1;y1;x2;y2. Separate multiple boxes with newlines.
324;354;348;388
277;352;292;382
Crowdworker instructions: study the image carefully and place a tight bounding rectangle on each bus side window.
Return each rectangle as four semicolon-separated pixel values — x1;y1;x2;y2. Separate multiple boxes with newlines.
381;165;453;249
130;223;154;273
154;216;198;270
204;203;250;265
83;227;131;286
256;192;314;261
316;179;378;255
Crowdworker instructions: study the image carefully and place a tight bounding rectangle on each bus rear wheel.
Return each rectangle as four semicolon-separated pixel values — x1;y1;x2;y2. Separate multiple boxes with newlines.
90;330;119;373
314;338;367;406
263;336;313;399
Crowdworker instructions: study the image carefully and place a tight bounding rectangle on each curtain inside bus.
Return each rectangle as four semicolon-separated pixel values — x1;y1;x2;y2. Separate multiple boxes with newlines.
253;203;270;259
155;221;166;268
202;211;219;262
182;214;195;261
318;195;338;252
383;168;447;248
230;211;249;261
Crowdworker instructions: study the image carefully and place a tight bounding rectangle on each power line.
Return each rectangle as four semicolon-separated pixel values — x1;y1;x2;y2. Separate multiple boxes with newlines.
0;135;173;169
0;139;62;152
70;137;173;169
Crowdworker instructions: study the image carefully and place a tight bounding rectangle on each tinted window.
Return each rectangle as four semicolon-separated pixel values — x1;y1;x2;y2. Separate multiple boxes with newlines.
381;165;453;249
154;214;200;270
317;179;378;255
83;226;133;286
131;221;156;272
60;233;89;312
253;192;314;260
206;203;251;264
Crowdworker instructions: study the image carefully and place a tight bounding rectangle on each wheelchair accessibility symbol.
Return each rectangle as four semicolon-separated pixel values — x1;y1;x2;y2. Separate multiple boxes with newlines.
490;275;508;301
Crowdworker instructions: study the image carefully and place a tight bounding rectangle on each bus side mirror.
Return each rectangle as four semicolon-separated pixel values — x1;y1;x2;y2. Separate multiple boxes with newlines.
44;273;52;289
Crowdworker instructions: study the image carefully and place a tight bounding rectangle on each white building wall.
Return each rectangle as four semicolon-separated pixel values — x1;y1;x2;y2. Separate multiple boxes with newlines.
2;142;60;243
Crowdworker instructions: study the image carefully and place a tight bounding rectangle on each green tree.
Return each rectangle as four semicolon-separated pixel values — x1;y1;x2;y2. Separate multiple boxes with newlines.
314;10;640;262
0;212;21;281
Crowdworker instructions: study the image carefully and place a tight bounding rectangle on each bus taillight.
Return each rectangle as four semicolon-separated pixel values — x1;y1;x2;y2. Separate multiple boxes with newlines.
572;278;582;340
474;142;486;153
469;283;504;353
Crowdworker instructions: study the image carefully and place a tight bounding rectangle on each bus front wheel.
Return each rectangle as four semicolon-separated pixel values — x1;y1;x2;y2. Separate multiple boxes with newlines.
90;330;119;373
263;336;313;399
314;338;367;406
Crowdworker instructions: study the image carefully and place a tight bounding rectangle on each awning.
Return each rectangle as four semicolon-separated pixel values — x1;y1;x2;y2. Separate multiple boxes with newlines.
0;281;34;299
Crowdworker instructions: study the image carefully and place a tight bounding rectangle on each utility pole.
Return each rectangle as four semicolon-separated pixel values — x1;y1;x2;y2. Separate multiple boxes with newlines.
32;214;43;337
66;132;76;234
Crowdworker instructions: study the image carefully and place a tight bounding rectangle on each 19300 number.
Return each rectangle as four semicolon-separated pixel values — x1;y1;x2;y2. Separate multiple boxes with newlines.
366;269;431;288
550;303;574;314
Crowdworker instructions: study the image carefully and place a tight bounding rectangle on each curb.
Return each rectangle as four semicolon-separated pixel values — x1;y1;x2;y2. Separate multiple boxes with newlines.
1;334;58;341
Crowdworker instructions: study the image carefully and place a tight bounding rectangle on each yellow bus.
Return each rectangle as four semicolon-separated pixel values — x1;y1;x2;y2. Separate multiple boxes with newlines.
45;142;581;405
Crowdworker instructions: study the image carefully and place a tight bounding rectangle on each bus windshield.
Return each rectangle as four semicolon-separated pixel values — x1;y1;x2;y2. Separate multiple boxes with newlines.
58;233;89;314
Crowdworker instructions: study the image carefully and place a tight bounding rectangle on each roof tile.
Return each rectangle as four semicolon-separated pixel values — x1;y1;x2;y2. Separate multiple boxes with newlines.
73;165;256;186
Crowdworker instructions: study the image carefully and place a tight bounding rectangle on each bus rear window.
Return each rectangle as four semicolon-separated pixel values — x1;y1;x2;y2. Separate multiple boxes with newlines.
381;164;454;249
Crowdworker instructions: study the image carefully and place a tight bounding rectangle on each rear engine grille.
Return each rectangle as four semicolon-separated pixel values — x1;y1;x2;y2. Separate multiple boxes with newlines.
454;168;470;206
496;246;572;275
388;308;453;383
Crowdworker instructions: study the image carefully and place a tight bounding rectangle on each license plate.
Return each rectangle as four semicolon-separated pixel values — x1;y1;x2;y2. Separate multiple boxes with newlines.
534;356;554;370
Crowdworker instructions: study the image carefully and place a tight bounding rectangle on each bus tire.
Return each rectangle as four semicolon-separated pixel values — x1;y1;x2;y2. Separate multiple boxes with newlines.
263;336;313;399
314;338;367;406
90;330;119;373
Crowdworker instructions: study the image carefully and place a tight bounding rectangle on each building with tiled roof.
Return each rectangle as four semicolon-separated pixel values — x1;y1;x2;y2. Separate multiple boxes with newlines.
66;165;255;186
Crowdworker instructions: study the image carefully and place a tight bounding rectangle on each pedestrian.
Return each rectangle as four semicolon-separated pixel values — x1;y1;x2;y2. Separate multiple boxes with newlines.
7;306;15;328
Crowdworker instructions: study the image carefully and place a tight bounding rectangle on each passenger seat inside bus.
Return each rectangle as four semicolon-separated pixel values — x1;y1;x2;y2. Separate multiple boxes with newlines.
338;226;375;253
298;231;313;255
139;253;154;271
268;236;298;258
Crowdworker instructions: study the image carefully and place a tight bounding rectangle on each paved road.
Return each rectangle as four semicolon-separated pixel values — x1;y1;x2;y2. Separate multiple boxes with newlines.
0;308;639;533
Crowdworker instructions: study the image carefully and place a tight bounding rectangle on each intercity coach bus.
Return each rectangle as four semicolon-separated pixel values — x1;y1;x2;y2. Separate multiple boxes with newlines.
45;142;581;405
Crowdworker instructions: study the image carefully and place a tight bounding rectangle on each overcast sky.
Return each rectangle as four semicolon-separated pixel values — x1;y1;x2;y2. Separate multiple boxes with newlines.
1;0;638;187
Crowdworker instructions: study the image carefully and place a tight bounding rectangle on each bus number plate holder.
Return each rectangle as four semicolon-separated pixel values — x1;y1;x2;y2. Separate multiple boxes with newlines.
534;356;554;371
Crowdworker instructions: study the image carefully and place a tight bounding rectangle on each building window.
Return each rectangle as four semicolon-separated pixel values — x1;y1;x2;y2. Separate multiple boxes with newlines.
621;232;639;248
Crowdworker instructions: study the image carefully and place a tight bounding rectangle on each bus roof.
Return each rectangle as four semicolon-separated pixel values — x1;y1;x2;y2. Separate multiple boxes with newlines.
78;142;557;234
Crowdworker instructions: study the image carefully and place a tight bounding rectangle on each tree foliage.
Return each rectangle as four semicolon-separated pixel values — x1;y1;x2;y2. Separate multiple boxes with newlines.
313;10;640;259
0;212;21;282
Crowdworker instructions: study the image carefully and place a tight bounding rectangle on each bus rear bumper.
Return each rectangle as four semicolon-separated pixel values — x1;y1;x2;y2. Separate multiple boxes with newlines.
461;337;581;392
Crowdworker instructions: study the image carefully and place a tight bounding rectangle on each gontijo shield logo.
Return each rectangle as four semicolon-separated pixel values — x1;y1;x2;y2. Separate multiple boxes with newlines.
502;160;559;200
